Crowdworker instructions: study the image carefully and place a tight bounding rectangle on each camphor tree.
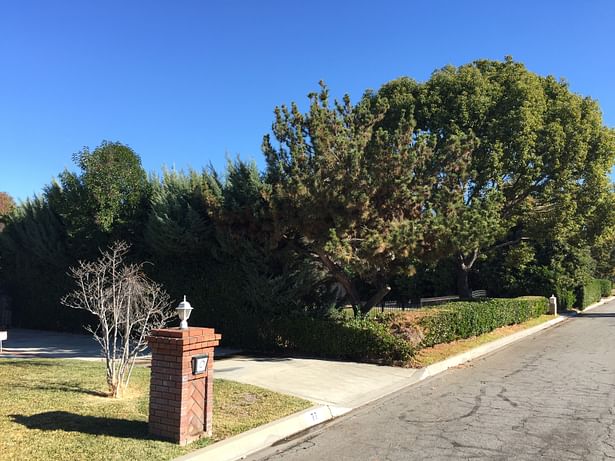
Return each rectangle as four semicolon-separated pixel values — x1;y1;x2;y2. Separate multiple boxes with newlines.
62;241;174;398
378;57;615;297
263;83;473;316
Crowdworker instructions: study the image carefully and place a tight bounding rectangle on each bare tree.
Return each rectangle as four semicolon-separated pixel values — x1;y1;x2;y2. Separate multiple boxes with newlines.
62;241;174;398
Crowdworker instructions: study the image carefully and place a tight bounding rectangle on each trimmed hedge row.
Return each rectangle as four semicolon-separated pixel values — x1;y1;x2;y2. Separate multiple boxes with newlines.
578;278;608;310
418;297;549;347
597;279;613;298
234;315;414;365
231;296;550;365
555;288;576;311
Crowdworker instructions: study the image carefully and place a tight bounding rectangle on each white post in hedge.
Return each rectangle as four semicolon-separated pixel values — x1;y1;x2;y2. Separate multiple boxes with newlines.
549;294;557;315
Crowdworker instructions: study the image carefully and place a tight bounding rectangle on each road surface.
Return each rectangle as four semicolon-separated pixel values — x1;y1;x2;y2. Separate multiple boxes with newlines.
249;301;615;460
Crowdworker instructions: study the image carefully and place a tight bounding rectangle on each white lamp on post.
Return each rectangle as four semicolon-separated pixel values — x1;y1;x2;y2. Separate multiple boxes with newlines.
176;295;194;329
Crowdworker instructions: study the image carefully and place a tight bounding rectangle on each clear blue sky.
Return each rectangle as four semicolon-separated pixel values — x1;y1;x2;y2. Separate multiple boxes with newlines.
1;0;614;201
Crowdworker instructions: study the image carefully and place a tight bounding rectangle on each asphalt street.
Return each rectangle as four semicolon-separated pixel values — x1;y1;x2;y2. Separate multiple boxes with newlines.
248;300;615;461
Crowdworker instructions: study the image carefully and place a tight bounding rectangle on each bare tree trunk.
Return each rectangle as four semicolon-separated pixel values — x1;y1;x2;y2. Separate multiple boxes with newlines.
359;285;391;316
315;250;391;317
315;250;361;312
458;249;479;299
457;267;471;299
62;241;174;399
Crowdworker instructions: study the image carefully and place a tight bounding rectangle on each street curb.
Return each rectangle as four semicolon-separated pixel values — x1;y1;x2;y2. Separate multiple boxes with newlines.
173;404;351;461
577;295;615;313
175;297;614;461
417;315;567;379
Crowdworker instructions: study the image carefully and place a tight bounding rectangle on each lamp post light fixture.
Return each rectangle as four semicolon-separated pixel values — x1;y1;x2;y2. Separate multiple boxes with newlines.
176;295;194;329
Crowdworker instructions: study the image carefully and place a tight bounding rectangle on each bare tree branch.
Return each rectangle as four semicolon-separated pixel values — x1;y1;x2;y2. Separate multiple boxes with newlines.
61;241;174;398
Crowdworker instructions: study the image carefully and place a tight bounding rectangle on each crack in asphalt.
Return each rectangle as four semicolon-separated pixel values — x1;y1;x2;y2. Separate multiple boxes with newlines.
249;302;615;460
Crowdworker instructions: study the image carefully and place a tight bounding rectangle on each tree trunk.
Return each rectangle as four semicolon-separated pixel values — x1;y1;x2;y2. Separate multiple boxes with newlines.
315;250;390;317
359;285;391;316
315;250;361;312
458;249;479;299
457;267;472;299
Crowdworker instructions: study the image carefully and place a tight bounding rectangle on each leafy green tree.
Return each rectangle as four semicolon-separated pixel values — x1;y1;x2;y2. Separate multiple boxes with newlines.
0;197;86;329
587;188;615;278
46;141;149;244
75;141;149;232
143;162;334;345
263;83;471;315
378;57;615;296
42;141;150;257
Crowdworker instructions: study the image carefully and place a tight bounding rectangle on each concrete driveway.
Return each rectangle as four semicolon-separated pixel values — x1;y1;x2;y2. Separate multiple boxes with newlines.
0;328;239;360
215;355;421;409
0;328;102;359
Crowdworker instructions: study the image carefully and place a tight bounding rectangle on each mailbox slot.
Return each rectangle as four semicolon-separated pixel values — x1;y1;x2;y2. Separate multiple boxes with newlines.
191;354;209;375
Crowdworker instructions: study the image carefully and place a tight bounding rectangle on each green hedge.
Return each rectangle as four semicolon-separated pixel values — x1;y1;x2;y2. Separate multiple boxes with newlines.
223;297;551;365
278;316;414;364
578;279;604;310
597;279;613;298
230;315;414;365
418;297;549;347
555;288;576;311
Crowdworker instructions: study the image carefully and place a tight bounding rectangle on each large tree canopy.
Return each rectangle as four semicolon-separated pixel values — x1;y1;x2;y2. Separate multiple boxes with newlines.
263;83;473;314
1;57;614;336
377;57;615;296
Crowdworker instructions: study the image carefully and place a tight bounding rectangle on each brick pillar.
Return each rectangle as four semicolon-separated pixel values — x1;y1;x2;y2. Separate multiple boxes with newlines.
148;327;221;445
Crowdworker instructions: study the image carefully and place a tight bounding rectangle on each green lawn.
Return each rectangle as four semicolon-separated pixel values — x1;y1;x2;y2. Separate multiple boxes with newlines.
0;359;311;461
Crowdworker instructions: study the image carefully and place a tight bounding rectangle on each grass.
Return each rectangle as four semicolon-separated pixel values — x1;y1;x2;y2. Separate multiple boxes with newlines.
411;314;557;367
0;359;312;461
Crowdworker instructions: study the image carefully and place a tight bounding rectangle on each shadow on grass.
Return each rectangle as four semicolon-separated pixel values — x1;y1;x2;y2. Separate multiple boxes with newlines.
26;383;109;397
0;360;57;367
10;379;110;397
10;411;152;440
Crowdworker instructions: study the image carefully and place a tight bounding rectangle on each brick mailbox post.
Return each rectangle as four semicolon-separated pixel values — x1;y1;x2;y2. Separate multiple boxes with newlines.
148;326;221;445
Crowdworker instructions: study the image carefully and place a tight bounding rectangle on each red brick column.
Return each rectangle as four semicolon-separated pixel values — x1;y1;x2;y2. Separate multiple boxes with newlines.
148;327;221;445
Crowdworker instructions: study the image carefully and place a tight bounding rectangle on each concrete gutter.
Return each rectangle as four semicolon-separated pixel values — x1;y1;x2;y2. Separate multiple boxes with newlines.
178;298;615;461
173;405;346;461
